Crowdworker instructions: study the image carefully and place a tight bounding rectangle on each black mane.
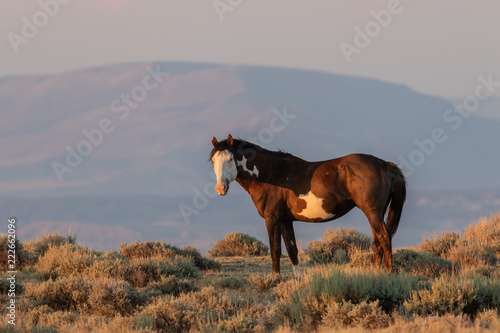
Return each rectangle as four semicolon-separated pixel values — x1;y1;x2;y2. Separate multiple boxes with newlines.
209;138;292;163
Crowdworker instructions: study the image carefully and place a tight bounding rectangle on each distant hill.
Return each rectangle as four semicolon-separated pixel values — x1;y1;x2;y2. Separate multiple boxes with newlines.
1;62;499;250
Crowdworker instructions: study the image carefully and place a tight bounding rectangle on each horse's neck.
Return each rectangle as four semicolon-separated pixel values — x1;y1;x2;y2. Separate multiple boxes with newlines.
235;152;297;192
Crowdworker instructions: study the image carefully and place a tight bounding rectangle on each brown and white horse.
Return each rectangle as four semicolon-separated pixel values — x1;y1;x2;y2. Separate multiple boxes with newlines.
210;134;406;273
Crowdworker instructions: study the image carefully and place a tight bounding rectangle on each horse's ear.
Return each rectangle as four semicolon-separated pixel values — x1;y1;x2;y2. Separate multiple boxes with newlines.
227;134;233;146
212;137;218;147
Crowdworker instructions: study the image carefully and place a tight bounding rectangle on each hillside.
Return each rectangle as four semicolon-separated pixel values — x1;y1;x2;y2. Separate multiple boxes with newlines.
1;62;499;251
1;214;499;332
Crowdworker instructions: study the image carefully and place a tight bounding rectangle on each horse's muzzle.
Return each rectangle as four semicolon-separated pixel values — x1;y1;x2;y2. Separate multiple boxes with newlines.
216;179;230;196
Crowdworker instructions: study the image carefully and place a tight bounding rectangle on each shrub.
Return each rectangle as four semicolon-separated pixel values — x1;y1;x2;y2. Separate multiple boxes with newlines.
26;276;91;311
447;241;497;269
248;273;285;292
213;276;249;291
24;305;79;332
419;231;460;257
123;256;198;287
306;227;372;264
120;241;220;270
145;298;195;333
208;232;269;257
143;286;251;331
23;232;77;263
35;244;96;280
0;275;24;295
144;275;196;297
0;235;25;270
274;267;418;329
393;249;455;276
322;300;390;330
402;275;480;317
87;278;144;317
85;251;127;279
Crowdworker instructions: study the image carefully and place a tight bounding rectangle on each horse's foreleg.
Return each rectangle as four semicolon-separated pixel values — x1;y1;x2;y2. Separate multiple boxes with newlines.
265;217;282;274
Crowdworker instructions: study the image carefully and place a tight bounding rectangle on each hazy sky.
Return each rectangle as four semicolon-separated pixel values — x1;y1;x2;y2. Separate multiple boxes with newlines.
1;0;499;99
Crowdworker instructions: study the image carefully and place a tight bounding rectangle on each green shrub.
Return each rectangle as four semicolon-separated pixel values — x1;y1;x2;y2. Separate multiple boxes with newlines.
402;275;480;317
208;232;269;257
34;244;97;280
144;275;196;297
274;267;418;329
87;278;144;317
306;227;372;264
213;276;249;291
179;245;221;270
0;275;24;295
322;300;390;330
393;249;455;276
26;277;91;311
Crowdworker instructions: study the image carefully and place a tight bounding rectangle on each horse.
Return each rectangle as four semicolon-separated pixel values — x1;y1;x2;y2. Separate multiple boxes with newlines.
210;134;406;274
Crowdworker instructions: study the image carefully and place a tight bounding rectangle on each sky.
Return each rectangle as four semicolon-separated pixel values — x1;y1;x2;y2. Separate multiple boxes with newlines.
1;0;499;99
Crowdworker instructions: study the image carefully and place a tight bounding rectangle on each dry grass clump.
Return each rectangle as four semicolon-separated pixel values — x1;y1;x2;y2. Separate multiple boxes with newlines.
208;232;269;257
306;226;372;264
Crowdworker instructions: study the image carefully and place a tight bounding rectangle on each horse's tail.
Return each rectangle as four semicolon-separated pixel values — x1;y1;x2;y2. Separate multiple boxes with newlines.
386;162;406;238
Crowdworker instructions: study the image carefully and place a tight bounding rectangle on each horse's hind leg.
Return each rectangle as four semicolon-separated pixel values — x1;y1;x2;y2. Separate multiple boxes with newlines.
281;222;299;266
365;211;393;272
282;222;302;277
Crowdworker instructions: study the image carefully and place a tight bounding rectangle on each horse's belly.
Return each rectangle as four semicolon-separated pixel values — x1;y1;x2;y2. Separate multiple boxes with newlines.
290;191;354;223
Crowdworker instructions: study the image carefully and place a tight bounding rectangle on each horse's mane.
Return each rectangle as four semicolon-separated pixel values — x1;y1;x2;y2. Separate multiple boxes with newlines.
209;138;292;162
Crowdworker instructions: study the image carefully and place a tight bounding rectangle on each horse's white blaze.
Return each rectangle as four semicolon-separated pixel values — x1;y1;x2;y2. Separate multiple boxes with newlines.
298;191;335;220
237;155;259;177
212;150;237;196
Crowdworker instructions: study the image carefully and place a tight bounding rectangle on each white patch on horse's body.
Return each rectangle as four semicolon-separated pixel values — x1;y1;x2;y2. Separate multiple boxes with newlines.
297;191;335;220
237;155;259;177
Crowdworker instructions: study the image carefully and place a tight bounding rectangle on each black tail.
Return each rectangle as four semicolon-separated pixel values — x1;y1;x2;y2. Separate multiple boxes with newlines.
386;163;406;238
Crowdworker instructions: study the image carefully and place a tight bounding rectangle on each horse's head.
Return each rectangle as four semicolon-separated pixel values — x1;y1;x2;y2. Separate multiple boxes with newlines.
210;134;237;196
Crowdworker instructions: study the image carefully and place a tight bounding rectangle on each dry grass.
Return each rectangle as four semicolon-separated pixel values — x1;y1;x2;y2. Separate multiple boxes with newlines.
1;214;499;332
